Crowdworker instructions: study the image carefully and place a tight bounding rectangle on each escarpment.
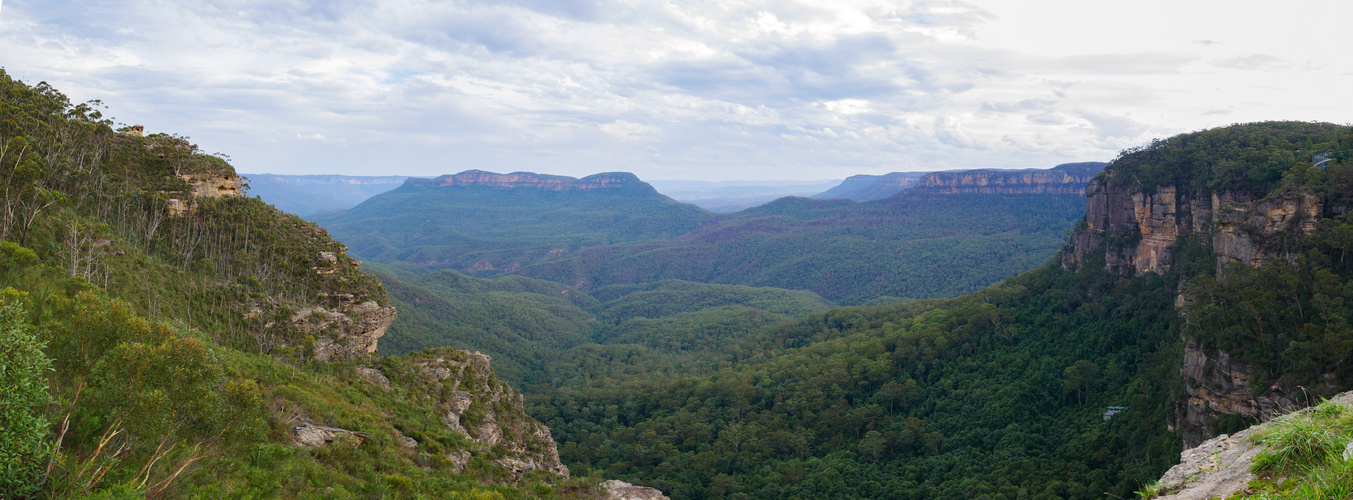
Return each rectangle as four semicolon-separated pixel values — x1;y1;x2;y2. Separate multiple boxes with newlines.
910;162;1104;195
1058;122;1353;447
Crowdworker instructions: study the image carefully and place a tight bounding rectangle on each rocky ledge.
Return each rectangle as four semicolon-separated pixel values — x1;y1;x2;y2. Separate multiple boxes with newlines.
1154;390;1353;498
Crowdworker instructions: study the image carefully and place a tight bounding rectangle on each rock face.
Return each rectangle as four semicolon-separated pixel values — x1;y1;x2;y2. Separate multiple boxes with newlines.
911;162;1103;195
1060;162;1337;447
293;294;397;361
408;170;648;192
603;480;670;500
1174;339;1296;447
1060;172;1323;277
181;173;243;198
409;350;570;481
1154;391;1353;498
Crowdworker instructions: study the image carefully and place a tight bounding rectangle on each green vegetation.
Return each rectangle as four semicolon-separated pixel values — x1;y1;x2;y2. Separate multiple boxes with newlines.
0;70;590;498
1206;399;1353;499
532;257;1186;499
369;264;835;387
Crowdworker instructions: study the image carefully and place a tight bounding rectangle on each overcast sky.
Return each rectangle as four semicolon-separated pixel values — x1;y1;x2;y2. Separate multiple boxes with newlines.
1;1;1349;180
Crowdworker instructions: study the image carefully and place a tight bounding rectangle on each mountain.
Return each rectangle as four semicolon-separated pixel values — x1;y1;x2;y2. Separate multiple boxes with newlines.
0;70;600;498
811;171;930;201
313;170;710;269
243;173;409;216
319;166;1092;304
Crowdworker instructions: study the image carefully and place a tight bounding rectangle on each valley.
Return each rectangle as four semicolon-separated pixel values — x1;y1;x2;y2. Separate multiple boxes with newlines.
4;68;1353;500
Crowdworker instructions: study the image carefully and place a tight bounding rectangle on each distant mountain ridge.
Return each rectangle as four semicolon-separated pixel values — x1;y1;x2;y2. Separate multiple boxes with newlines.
407;170;651;192
317;165;1092;304
911;162;1105;195
812;171;929;201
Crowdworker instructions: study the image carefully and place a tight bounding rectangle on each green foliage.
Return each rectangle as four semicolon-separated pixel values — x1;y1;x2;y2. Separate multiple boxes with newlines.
539;264;1185;499
0;71;581;499
1106;121;1351;197
0;289;53;497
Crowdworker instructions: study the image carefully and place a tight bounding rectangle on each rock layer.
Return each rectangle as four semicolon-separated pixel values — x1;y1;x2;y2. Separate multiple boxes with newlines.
911;162;1103;195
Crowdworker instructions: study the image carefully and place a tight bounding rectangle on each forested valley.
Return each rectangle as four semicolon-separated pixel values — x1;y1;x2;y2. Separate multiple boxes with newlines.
7;65;1353;500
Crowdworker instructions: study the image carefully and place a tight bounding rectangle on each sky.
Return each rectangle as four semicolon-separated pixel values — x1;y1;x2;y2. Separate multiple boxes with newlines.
1;0;1349;181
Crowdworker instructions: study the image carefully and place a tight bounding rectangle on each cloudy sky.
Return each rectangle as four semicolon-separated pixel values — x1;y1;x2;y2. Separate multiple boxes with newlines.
1;0;1349;180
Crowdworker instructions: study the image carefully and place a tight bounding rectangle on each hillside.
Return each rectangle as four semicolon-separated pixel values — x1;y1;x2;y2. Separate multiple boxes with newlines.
319;166;1091;304
0;71;607;498
243;173;409;217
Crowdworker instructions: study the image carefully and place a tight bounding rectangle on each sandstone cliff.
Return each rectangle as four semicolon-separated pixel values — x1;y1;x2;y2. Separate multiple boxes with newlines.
408;170;650;192
1059;160;1340;447
909;162;1104;195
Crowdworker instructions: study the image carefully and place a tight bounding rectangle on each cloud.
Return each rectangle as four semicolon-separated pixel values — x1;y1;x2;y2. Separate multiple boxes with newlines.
1211;53;1290;71
598;120;658;141
2;0;1350;179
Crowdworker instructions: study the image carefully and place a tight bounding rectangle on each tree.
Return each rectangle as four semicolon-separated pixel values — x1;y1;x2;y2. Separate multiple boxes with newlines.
1062;360;1101;406
0;289;53;497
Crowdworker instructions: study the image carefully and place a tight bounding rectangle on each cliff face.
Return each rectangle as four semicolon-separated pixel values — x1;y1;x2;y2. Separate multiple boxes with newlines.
1060;166;1335;447
1060;173;1324;277
408;170;649;192
910;162;1104;195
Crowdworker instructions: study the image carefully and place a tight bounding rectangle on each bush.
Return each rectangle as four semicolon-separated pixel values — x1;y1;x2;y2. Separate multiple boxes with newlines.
0;288;53;497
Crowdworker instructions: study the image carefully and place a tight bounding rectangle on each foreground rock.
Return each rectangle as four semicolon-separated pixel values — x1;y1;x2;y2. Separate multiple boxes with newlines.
603;480;670;500
1156;390;1353;498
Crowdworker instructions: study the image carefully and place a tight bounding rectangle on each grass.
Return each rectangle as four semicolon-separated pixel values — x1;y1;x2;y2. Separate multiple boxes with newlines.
1232;399;1353;500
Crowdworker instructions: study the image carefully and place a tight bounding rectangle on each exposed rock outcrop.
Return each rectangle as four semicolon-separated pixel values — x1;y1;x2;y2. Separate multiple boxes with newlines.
1154;391;1353;498
910;162;1103;195
293;423;373;447
293;294;397;361
410;350;570;479
1061;172;1323;277
603;480;670;500
408;170;648;192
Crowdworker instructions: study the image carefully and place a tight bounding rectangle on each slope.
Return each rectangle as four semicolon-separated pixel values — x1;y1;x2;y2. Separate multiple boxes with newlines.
0;70;596;498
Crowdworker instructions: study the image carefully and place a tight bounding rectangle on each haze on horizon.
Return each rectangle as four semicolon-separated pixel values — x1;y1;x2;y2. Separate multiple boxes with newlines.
1;0;1348;181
